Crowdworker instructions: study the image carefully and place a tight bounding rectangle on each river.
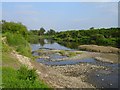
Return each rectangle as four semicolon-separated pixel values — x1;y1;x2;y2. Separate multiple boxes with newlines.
30;38;119;88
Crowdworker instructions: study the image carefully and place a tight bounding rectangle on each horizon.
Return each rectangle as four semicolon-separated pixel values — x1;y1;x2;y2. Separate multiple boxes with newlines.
2;2;118;31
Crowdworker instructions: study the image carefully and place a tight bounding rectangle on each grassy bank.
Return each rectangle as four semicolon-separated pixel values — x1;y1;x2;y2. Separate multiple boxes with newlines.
4;32;32;58
2;66;49;88
2;33;50;88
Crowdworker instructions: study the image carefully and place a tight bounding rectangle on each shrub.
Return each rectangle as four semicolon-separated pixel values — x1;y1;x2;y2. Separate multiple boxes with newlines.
67;52;76;57
59;50;66;56
2;66;49;88
5;32;32;58
17;66;37;83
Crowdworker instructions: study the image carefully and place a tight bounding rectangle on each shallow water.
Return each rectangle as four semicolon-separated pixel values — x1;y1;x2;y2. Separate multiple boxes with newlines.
31;38;119;88
37;58;97;66
86;66;119;88
49;53;67;60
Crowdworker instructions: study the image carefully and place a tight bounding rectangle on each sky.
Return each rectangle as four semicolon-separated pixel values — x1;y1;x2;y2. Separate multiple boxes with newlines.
1;1;118;31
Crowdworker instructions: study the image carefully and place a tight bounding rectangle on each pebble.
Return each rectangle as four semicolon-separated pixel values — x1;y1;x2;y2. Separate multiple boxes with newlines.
97;74;100;77
102;79;104;81
105;68;108;71
110;83;112;86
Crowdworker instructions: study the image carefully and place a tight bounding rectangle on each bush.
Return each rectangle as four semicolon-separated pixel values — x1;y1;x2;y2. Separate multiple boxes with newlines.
18;66;37;83
5;32;32;58
2;66;49;88
67;52;76;57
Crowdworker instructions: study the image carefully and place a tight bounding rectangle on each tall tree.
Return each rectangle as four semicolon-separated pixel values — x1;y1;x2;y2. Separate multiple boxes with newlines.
46;29;56;35
38;27;45;35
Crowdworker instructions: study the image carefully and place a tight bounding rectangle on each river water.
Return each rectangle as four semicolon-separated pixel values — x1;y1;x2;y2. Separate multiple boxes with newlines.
31;38;119;88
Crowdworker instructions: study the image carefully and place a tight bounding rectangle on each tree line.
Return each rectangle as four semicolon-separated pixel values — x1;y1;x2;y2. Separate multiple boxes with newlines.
53;28;120;47
1;20;119;48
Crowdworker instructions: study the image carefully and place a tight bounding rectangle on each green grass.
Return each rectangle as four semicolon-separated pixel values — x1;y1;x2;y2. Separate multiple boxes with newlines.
2;42;21;68
58;50;66;56
4;32;32;58
2;66;49;88
67;52;77;57
58;50;77;57
2;52;21;68
2;34;50;88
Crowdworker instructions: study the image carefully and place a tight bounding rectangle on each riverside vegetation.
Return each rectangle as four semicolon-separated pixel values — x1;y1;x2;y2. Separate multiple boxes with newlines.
1;20;120;88
29;25;119;49
1;20;49;88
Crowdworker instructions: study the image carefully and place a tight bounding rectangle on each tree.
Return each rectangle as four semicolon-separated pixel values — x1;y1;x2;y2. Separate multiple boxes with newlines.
38;27;45;35
46;29;56;35
90;27;94;30
2;20;28;37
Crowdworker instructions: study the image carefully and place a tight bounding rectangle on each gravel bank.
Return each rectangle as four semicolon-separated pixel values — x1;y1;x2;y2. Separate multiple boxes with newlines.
79;45;120;53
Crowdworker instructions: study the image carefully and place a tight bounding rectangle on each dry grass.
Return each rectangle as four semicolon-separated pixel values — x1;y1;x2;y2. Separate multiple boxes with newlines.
79;45;120;53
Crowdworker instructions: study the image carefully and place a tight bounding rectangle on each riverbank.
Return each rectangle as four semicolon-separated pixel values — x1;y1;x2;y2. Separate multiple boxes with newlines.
2;36;50;88
79;45;120;53
31;60;94;88
33;48;119;64
32;46;119;88
9;49;94;88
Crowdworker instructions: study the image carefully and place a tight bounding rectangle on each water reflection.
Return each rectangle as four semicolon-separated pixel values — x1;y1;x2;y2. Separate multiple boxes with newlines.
39;38;45;46
57;41;79;50
47;39;55;44
31;38;74;51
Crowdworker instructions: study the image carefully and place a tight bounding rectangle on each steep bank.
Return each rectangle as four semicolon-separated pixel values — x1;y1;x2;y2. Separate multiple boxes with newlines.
2;36;49;88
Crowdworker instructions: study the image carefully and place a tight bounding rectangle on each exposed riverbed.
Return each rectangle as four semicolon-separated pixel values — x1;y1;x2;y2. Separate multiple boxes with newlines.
31;39;119;88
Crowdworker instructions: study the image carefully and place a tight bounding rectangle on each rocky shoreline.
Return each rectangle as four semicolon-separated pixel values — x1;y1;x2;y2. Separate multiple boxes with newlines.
30;47;119;88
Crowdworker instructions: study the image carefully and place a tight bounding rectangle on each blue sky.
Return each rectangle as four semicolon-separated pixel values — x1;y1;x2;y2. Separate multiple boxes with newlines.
2;2;118;31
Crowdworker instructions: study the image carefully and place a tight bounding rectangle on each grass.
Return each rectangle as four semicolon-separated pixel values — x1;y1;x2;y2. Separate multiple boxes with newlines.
2;34;50;88
2;52;21;69
58;50;79;57
5;32;33;58
58;50;66;56
2;66;49;88
67;52;77;57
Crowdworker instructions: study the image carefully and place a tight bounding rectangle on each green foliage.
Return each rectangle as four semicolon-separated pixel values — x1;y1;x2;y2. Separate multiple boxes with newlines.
67;52;76;57
53;28;119;47
2;20;28;38
5;32;32;58
38;27;46;35
59;50;66;56
46;29;56;35
58;50;77;57
17;66;37;83
27;35;40;44
2;67;49;88
2;43;12;52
